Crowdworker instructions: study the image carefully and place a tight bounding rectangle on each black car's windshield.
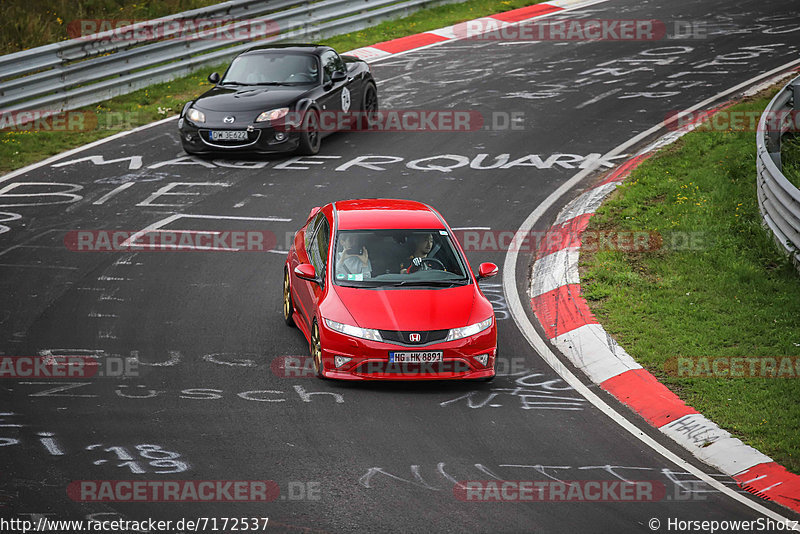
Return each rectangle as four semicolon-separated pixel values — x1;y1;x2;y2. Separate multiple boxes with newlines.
221;53;318;86
333;229;471;288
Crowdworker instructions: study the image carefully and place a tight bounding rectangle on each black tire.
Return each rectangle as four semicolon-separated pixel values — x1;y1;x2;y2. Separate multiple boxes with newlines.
310;320;325;379
283;268;295;327
360;83;378;130
297;109;321;155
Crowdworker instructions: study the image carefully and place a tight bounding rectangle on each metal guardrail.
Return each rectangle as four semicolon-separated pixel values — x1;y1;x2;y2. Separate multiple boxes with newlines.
0;0;460;123
756;75;800;270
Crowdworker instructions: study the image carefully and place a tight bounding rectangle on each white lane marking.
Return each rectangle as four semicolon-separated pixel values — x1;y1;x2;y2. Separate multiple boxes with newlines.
174;214;291;222
0;116;178;185
503;59;800;526
575;88;622;109
0;263;77;270
120;213;182;249
121;213;292;251
129;244;240;251
150;229;221;234
93;181;136;205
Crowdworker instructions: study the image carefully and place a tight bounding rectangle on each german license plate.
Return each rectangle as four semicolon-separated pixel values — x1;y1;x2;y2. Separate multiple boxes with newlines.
210;130;248;141
389;351;443;363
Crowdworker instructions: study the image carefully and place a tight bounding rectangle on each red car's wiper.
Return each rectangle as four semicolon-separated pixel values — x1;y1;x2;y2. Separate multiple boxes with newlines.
381;279;469;287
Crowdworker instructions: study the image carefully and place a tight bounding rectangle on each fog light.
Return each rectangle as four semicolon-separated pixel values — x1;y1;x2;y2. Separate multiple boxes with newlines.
334;356;352;368
475;354;489;367
184;133;193;142
275;132;287;141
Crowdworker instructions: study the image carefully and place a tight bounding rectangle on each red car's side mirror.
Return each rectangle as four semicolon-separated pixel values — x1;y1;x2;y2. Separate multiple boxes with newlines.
294;263;318;282
477;262;498;280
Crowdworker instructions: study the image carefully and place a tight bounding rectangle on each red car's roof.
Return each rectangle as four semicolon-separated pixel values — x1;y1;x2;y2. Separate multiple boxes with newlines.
333;199;446;230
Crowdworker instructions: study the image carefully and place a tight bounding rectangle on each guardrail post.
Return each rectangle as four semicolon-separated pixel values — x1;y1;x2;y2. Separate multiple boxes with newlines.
793;77;800;112
756;75;800;274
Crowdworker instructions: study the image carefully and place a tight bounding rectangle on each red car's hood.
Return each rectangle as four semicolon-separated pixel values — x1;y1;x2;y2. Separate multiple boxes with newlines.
331;284;476;331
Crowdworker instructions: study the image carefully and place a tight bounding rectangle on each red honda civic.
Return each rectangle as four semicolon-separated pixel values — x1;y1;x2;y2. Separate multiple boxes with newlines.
283;199;498;380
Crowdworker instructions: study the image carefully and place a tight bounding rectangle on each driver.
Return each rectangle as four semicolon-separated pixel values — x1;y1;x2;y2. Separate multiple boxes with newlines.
400;232;435;274
307;56;319;79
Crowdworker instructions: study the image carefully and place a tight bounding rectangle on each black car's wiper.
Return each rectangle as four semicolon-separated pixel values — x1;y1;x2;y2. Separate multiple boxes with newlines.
220;81;259;86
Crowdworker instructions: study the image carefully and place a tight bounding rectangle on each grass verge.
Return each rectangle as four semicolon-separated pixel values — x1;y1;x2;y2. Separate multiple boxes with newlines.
580;89;800;474
0;0;540;175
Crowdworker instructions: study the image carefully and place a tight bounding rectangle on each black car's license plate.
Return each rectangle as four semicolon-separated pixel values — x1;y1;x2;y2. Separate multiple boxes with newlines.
210;130;248;141
389;351;443;363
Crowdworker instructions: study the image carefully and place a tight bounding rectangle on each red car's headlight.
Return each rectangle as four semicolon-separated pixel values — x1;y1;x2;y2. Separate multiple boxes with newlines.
324;318;383;342
446;317;493;342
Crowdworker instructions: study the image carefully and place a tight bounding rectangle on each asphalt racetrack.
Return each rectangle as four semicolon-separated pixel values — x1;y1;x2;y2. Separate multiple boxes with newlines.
1;0;800;531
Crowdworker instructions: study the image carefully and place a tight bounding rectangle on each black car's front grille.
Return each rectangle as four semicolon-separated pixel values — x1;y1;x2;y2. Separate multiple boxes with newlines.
199;129;261;147
378;329;449;346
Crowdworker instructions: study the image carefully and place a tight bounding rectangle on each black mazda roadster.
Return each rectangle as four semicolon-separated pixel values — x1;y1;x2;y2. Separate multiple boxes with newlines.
178;44;378;156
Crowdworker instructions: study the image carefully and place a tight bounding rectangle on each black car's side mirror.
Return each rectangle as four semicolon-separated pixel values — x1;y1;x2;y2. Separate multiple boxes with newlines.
331;70;347;83
208;72;220;84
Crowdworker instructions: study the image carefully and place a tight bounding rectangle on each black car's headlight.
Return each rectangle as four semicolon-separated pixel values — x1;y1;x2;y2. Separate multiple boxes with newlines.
256;107;289;123
186;108;206;123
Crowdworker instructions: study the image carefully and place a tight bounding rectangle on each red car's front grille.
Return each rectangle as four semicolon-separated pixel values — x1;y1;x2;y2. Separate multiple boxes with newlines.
378;329;449;345
353;360;471;375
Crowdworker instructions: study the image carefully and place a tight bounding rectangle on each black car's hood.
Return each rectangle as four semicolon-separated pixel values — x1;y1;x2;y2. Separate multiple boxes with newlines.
192;85;312;113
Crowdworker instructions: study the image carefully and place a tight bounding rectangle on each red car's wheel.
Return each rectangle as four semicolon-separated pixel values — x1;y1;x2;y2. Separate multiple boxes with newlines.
311;320;325;378
283;268;295;327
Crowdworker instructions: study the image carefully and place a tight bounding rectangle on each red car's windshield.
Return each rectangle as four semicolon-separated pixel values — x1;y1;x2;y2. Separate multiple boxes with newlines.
333;229;470;287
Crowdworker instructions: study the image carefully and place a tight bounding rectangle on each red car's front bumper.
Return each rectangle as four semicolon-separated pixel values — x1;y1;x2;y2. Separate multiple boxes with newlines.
318;323;496;380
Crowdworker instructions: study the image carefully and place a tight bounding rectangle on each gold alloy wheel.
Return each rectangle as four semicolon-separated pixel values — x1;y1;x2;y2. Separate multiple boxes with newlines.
283;270;291;321
311;322;323;377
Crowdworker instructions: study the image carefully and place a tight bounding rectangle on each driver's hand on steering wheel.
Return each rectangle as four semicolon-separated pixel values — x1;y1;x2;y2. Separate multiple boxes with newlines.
404;256;425;274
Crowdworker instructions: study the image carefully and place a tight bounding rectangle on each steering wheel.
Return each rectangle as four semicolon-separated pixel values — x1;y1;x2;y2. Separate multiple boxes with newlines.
406;257;445;274
288;72;315;82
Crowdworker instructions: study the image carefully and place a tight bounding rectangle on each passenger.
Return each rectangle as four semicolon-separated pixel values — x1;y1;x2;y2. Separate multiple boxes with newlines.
336;233;371;278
